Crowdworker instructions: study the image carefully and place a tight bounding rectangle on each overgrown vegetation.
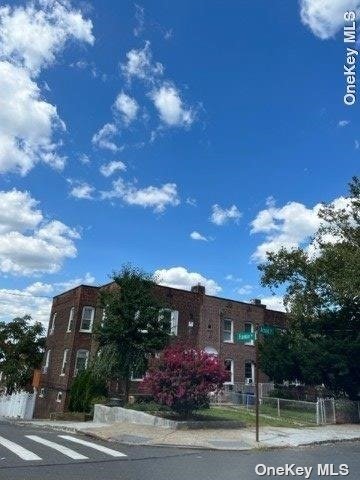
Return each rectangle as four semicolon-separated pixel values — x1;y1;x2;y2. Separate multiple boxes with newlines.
68;369;107;413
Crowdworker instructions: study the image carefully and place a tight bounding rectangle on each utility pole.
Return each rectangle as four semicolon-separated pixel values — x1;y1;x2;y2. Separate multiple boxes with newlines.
255;325;259;442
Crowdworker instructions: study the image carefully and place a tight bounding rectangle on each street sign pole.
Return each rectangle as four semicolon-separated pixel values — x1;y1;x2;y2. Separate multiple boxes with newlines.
255;325;259;442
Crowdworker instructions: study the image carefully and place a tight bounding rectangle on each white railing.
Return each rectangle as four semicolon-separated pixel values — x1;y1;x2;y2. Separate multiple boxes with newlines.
0;391;36;420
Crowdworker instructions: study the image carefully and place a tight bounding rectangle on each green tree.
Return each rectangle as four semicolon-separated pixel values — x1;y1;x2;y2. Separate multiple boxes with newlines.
93;265;170;404
0;315;45;394
258;177;360;399
69;370;107;413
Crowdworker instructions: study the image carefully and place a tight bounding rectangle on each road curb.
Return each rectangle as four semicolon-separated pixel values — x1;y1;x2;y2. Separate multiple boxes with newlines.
5;419;360;452
78;428;360;452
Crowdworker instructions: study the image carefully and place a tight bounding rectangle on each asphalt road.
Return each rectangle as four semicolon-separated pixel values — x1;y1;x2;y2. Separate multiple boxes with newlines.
0;421;359;480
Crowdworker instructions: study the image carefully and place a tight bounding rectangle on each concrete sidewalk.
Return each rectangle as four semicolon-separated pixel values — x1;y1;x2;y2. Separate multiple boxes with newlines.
10;419;360;451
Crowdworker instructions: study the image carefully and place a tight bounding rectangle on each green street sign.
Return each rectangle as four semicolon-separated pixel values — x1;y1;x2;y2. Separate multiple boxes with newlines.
260;325;276;335
235;332;256;342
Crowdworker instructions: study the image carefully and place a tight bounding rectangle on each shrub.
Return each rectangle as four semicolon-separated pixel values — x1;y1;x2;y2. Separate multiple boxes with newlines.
140;343;227;417
69;370;107;413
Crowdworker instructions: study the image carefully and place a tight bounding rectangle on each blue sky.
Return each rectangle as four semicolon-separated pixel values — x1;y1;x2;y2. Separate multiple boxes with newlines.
0;0;358;323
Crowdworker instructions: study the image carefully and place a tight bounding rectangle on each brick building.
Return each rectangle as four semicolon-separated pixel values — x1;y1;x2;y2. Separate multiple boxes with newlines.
34;282;286;418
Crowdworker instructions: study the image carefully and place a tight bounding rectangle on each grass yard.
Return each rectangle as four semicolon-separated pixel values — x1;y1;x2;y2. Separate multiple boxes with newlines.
197;406;315;428
127;402;316;428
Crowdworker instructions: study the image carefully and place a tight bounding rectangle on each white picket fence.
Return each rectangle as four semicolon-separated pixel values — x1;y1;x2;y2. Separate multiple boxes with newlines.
0;390;36;420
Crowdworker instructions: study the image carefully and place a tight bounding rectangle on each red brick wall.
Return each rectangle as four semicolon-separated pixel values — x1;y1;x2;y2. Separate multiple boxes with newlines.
34;283;286;418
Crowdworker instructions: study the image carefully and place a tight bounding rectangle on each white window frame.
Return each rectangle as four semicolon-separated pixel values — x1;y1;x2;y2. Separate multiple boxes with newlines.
56;391;63;403
74;349;89;376
245;361;255;384
60;349;70;376
158;308;179;336
39;388;45;398
67;307;75;333
223;319;234;343
49;313;56;335
79;306;95;332
170;310;179;335
42;349;51;374
244;322;254;346
224;358;234;385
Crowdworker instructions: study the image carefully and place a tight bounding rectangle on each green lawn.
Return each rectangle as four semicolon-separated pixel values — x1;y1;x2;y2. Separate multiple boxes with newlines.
127;402;316;428
198;406;315;428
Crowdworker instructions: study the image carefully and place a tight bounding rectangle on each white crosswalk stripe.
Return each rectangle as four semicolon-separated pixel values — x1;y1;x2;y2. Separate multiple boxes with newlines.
58;435;127;457
25;435;88;460
0;435;42;461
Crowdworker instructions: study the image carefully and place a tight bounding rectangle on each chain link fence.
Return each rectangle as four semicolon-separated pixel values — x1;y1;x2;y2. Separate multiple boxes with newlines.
211;388;360;425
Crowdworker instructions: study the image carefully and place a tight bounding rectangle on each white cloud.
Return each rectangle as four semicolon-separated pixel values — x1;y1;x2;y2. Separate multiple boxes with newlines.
190;231;208;241
186;197;197;207
133;4;145;38
250;196;350;262
114;91;139;125
55;272;95;292
92;123;120;152
210;204;242;226
69;181;95;200
0;1;94;175
154;266;222;295
0;189;79;275
0;273;95;325
225;274;242;282
150;83;194;127
0;61;65;175
102;178;180;213
355;140;359;150
121;41;163;82
0;0;94;76
0;287;52;326
237;284;253;295
79;153;90;164
99;160;126;177
299;0;360;39
0;189;42;234
338;120;350;127
261;295;286;312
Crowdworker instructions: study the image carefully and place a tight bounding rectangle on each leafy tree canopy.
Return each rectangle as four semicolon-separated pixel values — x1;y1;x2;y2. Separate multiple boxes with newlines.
93;264;170;403
259;177;360;399
0;315;45;394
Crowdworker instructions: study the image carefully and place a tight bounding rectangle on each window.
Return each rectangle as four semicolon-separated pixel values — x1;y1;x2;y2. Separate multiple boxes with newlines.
39;388;45;398
159;309;179;336
245;361;254;384
224;359;234;384
49;313;56;335
60;349;69;376
42;349;51;374
56;391;63;403
80;306;95;332
74;349;89;376
67;307;75;332
223;319;233;342
244;322;254;346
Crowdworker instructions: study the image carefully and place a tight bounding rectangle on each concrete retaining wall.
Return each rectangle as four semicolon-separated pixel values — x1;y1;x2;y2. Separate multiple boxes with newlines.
93;405;245;430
